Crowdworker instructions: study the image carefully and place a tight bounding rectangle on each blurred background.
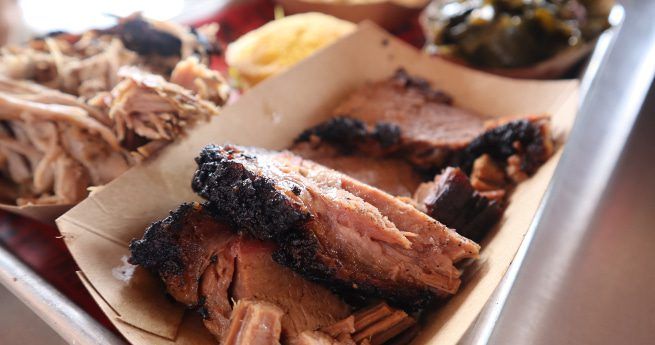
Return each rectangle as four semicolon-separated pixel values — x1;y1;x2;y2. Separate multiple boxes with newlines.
0;0;228;44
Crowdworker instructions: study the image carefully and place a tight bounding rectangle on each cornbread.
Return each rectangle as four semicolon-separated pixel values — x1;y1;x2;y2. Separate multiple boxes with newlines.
226;12;355;86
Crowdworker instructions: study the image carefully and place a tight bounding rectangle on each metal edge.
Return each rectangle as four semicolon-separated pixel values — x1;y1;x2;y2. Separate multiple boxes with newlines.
0;3;641;345
459;5;627;344
0;245;125;344
464;1;655;343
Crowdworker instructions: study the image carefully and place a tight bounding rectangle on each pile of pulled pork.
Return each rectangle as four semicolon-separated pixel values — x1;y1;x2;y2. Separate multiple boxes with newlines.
0;15;229;205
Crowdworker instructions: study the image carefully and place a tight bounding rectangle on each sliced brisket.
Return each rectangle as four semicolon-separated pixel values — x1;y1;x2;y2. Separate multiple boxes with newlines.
296;70;554;179
414;167;503;242
291;142;422;197
129;202;350;341
192;145;479;310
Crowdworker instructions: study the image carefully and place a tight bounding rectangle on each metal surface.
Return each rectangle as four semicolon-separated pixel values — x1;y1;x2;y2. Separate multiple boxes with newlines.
0;245;125;345
0;284;66;345
465;0;655;344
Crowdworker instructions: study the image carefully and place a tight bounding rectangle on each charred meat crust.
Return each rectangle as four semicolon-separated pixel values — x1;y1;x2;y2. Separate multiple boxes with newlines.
295;70;553;178
295;117;401;152
392;68;453;105
424;168;503;242
128;201;232;310
128;202;198;276
99;15;219;58
192;145;435;311
272;241;434;311
192;145;311;241
296;116;552;177
452;118;552;175
108;16;182;57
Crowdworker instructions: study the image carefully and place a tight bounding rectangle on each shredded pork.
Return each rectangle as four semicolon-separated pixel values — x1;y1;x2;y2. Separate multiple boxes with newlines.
0;14;227;206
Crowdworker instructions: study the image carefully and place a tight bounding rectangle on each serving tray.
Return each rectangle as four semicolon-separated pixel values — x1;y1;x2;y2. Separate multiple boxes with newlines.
1;2;653;345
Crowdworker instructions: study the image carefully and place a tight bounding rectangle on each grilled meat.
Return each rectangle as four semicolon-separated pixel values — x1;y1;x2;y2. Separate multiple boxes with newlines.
129;202;350;341
170;56;230;106
0;82;130;205
294;302;416;345
192;145;480;310
222;299;284;345
296;69;554;179
92;65;220;147
469;154;507;194
414;167;503;242
291;142;422;197
231;239;350;337
0;13;219;97
453;115;554;182
304;68;485;169
0;56;226;205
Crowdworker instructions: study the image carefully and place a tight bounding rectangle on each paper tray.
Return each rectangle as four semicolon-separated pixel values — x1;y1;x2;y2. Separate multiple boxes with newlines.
53;22;576;345
3;4;648;344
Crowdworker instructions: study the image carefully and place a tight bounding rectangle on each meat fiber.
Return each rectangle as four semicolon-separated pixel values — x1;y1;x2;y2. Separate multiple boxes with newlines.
452;115;554;182
192;145;480;310
0;13;220;97
293;302;416;345
297;69;484;169
129;202;350;341
291;142;422;197
222;300;284;345
170;56;230;105
414;167;503;242
296;69;554;179
0;57;226;205
94;66;220;146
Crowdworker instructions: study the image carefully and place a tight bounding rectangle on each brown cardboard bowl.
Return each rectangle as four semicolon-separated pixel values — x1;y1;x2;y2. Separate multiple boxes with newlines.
275;0;428;30
57;22;579;345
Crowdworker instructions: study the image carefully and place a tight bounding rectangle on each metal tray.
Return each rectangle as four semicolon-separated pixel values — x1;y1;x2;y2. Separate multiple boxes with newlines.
1;2;654;344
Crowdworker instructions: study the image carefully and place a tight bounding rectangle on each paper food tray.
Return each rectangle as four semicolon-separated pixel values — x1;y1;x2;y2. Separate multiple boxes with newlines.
57;23;578;345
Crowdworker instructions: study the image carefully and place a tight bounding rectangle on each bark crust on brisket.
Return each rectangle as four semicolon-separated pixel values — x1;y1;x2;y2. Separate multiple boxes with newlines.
414;167;503;242
192;145;479;310
129;202;350;341
295;69;554;178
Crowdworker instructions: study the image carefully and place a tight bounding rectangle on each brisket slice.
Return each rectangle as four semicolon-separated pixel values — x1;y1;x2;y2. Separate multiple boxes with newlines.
291;142;422;197
192;145;479;310
231;239;351;337
128;202;235;337
452;115;554;182
296;69;554;177
414;167;503;242
222;299;284;345
128;202;350;341
298;69;486;169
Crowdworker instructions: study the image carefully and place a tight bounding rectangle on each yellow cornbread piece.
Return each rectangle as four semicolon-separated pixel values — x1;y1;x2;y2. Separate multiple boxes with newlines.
226;12;356;87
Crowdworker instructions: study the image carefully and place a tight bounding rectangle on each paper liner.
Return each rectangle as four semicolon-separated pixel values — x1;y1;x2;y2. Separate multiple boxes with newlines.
57;23;578;345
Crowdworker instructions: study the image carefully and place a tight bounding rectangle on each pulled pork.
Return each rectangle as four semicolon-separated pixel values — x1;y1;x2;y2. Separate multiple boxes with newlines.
0;60;226;205
0;13;219;98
